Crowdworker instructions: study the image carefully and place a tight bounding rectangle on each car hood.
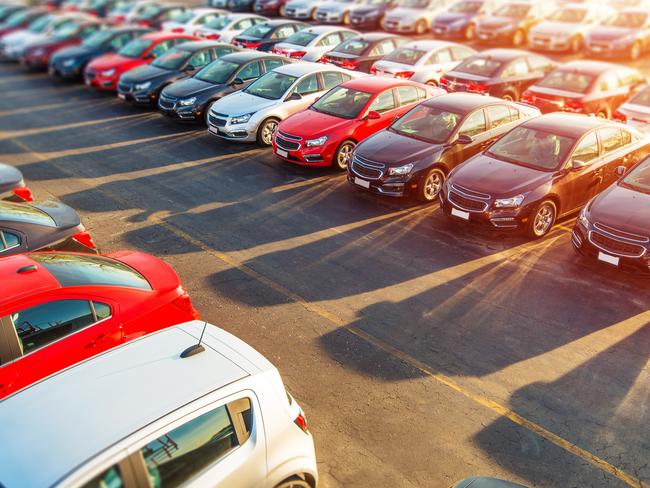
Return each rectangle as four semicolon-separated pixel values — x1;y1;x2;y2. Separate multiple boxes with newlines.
213;90;279;115
35;200;81;229
588;183;650;236
3;30;46;47
434;11;472;24
87;53;133;71
451;154;551;196
163;77;220;97
531;21;582;36
0;163;23;193
356;129;443;166
478;15;516;29
589;26;634;42
121;64;174;83
280;108;351;136
351;5;383;15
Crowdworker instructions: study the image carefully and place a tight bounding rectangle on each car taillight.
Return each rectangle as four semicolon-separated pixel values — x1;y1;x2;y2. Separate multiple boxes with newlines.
294;411;308;433
394;71;414;79
439;77;448;87
564;99;583;113
173;292;201;319
272;47;279;54
318;55;329;63
72;230;96;250
13;186;33;202
341;59;358;70
521;91;533;104
468;82;487;94
114;15;126;23
289;50;306;59
613;110;627;122
369;65;377;75
171;27;184;33
206;33;221;40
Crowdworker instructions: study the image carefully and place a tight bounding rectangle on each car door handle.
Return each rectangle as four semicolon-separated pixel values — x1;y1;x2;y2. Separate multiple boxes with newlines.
86;334;109;348
392;115;399;121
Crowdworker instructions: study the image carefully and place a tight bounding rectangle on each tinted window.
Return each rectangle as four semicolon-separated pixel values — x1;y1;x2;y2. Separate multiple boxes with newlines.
214;46;234;59
118;38;153;58
245;71;297;99
537;70;594;94
391;105;461;143
263;58;285;72
187;50;212;69
0;230;20;251
433;48;452;64
271;25;297;39
195;60;240;84
110;32;135;50
459;109;486;138
369;39;395;57
318;32;342;47
622;156;650;192
571;132;599;163
80;465;124;488
396;86;418;106
455;57;502;77
599;127;624;153
502;59;528;78
368;89;395;113
384;47;426;65
487;104;513;129
243;23;272;38
284;31;318;46
451;46;474;61
152;49;192;70
234;18;255;30
93;301;112;321
237;61;261;80
295;73;319;95
142;405;239;488
28;253;152;290
336;38;370;55
321;71;344;90
311;86;371;118
151;40;174;57
0;202;55;227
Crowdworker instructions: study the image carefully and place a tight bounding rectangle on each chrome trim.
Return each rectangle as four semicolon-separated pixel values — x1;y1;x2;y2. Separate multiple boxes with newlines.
451;184;491;200
350;154;385;180
275;135;301;151
593;222;649;243
588;231;646;258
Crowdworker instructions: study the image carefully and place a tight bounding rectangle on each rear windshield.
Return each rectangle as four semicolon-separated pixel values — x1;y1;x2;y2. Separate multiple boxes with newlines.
152;48;192;70
195;59;240;84
28;253;152;290
455;56;502;77
284;31;318;47
604;11;647;28
240;23;272;38
27;14;52;33
0;201;55;227
82;30;114;48
537;70;594;94
383;47;426;65
333;38;369;55
53;23;81;41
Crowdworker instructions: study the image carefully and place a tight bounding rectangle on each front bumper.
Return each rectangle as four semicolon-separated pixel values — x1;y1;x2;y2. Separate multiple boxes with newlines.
476;28;514;43
158;96;203;121
272;133;333;167
432;23;467;38
586;41;631;58
316;10;343;23
117;81;158;105
207;113;257;142
49;61;84;78
21;52;50;68
84;70;119;90
529;35;573;52
384;19;416;33
254;2;281;13
350;15;381;28
347;157;421;197
284;7;312;18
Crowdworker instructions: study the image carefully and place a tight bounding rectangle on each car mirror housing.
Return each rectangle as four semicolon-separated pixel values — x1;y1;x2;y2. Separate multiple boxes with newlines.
571;159;586;171
231;77;244;86
363;110;381;120
615;165;626;177
456;134;473;145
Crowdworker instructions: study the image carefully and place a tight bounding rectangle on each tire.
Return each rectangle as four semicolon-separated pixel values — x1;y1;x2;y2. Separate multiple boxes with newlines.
417;167;445;202
275;477;311;488
596;109;609;119
203;99;218;125
512;28;525;47
526;199;556;239
630;41;641;60
415;19;427;35
464;23;476;41
426;79;438;86
569;35;582;54
333;140;355;171
342;11;351;25
257;117;279;146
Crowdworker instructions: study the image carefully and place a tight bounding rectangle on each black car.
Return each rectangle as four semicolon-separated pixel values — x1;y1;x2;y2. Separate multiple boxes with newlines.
348;93;540;202
349;0;397;30
232;20;307;52
431;0;492;41
0;163;32;203
320;32;404;73
228;0;256;12
158;51;290;123
49;26;150;79
131;4;189;30
440;49;556;102
0;200;97;256
117;41;239;106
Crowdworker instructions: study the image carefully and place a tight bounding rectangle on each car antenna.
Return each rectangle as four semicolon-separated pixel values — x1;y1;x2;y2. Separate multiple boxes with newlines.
181;322;208;358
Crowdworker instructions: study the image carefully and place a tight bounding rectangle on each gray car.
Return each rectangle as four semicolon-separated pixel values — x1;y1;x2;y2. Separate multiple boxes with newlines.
315;0;366;24
0;200;96;256
383;0;454;34
284;0;332;19
0;163;32;203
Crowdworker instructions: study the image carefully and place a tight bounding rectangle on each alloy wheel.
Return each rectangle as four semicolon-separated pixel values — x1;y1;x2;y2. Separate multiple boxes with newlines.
261;120;278;146
533;203;555;237
335;141;355;170
423;170;443;201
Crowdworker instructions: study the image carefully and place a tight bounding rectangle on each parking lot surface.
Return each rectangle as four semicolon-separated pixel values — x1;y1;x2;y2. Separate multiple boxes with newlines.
1;60;648;488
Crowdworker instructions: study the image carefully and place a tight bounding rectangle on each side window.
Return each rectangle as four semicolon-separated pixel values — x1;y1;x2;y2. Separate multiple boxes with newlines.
340;30;356;41
295;73;319;95
527;56;553;74
214;46;234;59
451;46;473;61
141;402;248;488
110;32;132;50
188;50;211;69
508;105;521;120
502;59;529;78
234;18;254;30
459;109;486;138
618;69;640;88
93;301;112;321
11;300;99;354
263;58;285;72
599;72;619;92
416;86;427;100
271;26;293;39
321;71;344;90
368;89;395;113
0;230;20;251
80;464;124;488
197;13;219;25
571;132;599;163
599;128;624;154
369;40;395;57
620;129;632;146
433;48;453;64
80;26;100;39
487;104;513;129
150;40;173;57
237;61;261;80
396;86;418;106
318;32;341;46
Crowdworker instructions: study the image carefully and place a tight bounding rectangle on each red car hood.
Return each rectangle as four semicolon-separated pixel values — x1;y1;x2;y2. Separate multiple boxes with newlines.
279;109;351;138
87;53;142;73
107;250;181;293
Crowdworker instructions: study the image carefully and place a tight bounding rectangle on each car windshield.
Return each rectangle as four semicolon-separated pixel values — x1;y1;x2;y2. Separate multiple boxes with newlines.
449;0;482;13
138;4;162;19
621;156;650;193
205;16;230;30
28;253;152;290
492;3;530;18
311;86;371;118
628;85;650;106
118;38;152;58
284;30;318;46
333;38;369;55
390;105;461;143
152;48;192;69
400;0;430;8
486;126;575;171
27;14;52;33
172;10;196;23
455;56;502;77
241;23;272;38
5;10;31;28
547;7;587;23
195;59;239;83
383;47;426;65
604;11;647;28
0;201;55;227
537;70;594;94
82;29;114;48
244;71;297;99
53;23;81;41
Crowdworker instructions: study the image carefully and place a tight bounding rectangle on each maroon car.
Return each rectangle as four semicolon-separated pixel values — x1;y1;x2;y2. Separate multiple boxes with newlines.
572;155;650;273
440;113;650;238
521;61;645;118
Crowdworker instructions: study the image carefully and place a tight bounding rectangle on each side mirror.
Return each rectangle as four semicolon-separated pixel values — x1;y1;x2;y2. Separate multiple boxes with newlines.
615;165;626;177
286;92;302;101
571;159;586;170
231;77;244;86
363;110;381;120
455;134;473;145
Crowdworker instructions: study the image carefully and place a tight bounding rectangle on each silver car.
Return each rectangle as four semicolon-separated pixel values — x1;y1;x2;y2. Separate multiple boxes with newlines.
371;40;476;85
207;62;362;145
272;25;359;61
528;3;615;52
194;13;268;43
383;0;454;34
284;0;331;19
315;0;365;24
615;84;650;133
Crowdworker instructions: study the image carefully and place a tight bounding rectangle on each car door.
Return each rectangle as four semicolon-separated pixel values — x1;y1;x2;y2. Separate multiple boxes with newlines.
425;47;456;82
357;87;398;139
448;108;490;168
0;228;27;255
556;130;601;212
597;126;639;189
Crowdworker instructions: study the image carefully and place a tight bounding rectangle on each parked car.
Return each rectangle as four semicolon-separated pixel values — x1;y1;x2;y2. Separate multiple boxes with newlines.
272;25;358;61
521;61;645;118
0;163;33;202
0;252;200;400
284;0;330;20
161;7;225;34
232;19;307;51
370;39;475;85
274;77;440;169
315;0;365;25
194;13;268;43
254;0;292;16
349;0;396;30
440;113;650;238
130;3;189;30
0;321;317;487
159;51;289;123
474;1;553;47
118;41;236;105
431;0;496;41
572;154;650;273
383;0;454;35
0;5;27;25
207;62;360;145
107;0;155;23
441;48;556;101
320;32;404;72
49;25;149;79
0;7;52;40
614;84;650;132
586;8;650;60
348;93;539;201
84;31;197;91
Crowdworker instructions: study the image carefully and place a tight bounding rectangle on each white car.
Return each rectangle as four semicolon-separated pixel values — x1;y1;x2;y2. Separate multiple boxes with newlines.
194;13;268;43
161;7;227;34
371;40;476;85
0;321;318;488
207;62;361;145
284;0;330;19
616;85;650;133
272;25;358;61
383;0;454;34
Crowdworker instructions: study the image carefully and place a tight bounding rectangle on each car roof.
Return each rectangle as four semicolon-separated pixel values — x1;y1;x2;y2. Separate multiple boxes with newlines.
225;12;265;19
274;61;345;76
264;18;306;26
354;31;400;41
423;92;510;113
140;31;195;41
221;50;281;63
554;59;620;75
175;40;228;52
0;321;272;488
341;76;424;92
476;48;532;61
301;25;356;34
402;39;464;51
0;253;61;306
523;112;617;137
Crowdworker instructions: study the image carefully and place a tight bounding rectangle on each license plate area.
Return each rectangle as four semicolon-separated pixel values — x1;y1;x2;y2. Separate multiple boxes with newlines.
451;207;470;220
597;251;619;266
277;149;288;158
354;177;370;189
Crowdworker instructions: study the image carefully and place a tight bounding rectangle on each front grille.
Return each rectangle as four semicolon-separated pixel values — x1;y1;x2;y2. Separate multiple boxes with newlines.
275;131;301;151
448;184;490;212
588;231;646;258
432;24;448;32
351;154;384;180
590;41;609;49
593;222;649;243
158;95;176;110
118;82;131;93
452;184;490;200
208;114;226;127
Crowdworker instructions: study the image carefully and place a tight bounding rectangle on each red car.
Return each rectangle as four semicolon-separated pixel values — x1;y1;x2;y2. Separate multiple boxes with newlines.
84;31;197;91
0;251;200;399
273;77;442;170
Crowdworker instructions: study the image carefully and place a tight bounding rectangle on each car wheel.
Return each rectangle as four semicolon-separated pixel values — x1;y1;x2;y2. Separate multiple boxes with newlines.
501;90;517;102
415;19;427;35
596;109;609;119
333;140;355;171
512;28;525;47
464;23;476;41
630;41;641;60
527;199;556;239
418;167;445;202
426;79;438;86
569;35;582;54
257;117;279;146
342;11;351;24
275;477;311;488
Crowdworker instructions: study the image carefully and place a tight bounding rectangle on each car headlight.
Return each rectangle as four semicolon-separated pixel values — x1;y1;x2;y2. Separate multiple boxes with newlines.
230;112;254;124
494;194;525;208
387;163;413;176
62;58;76;67
134;81;152;91
178;97;197;106
101;68;116;77
305;135;328;147
577;205;589;228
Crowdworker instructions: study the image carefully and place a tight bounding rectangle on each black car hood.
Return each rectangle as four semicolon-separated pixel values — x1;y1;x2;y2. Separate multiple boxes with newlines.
121;64;175;83
435;12;472;24
0;163;22;193
357;130;443;167
587;183;650;236
36;201;81;229
51;45;99;62
162;77;222;98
